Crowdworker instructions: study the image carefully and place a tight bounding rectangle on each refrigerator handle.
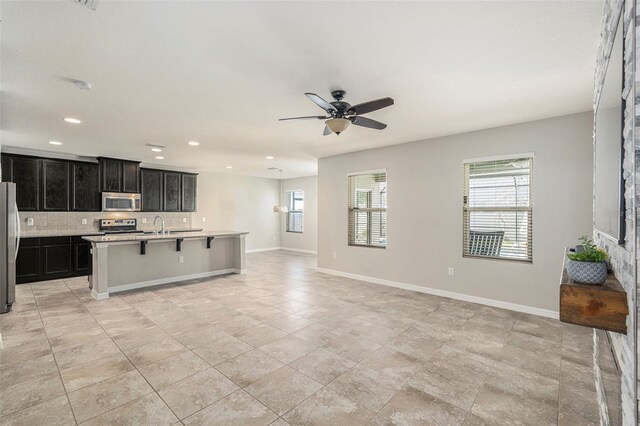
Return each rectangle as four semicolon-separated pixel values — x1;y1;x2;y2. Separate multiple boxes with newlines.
14;201;20;261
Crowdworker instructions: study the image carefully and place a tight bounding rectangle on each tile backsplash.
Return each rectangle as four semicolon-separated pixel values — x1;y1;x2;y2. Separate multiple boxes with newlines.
19;212;194;236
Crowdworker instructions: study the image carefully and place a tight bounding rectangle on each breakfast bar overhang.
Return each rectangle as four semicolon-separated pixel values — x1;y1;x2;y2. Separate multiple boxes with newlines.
83;231;248;300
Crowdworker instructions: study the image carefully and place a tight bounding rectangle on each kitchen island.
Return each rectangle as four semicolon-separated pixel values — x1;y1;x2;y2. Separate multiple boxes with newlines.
83;230;248;300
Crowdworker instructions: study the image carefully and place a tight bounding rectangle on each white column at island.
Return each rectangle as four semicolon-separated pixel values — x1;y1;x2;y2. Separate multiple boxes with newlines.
83;231;248;300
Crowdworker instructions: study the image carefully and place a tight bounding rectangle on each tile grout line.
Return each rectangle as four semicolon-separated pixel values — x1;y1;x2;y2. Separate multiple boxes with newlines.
28;282;81;425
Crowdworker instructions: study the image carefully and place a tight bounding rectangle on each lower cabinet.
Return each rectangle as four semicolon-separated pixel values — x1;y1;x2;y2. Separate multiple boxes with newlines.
15;238;41;283
16;236;91;284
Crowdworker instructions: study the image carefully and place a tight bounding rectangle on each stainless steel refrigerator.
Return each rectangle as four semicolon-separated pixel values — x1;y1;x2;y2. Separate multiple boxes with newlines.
0;183;18;314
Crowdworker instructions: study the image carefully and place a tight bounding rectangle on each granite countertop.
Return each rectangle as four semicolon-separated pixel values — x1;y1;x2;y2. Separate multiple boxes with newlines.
21;228;204;238
82;230;248;243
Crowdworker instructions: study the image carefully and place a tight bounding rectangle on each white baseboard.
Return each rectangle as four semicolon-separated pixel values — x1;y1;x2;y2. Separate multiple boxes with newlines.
91;289;109;300
246;247;281;253
107;269;237;295
280;247;317;254
316;267;559;319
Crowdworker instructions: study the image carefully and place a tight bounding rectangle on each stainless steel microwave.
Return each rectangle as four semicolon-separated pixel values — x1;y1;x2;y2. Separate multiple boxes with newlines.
101;192;141;212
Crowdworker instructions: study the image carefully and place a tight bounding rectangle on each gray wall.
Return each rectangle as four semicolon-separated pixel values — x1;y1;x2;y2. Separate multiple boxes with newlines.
280;176;318;253
194;172;281;251
318;112;593;314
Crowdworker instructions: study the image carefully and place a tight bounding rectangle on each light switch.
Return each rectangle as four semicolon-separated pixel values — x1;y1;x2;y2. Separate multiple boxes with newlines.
448;267;455;276
202;217;206;223
182;217;187;223
27;217;34;226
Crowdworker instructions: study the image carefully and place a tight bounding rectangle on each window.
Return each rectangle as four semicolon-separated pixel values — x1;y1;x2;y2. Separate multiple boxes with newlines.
463;156;532;262
348;170;387;248
286;190;304;233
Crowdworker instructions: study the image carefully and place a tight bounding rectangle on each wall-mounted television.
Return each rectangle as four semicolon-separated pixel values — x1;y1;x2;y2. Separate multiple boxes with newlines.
594;12;625;244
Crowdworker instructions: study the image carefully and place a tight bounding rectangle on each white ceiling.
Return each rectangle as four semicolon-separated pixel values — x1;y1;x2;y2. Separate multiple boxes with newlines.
1;1;602;178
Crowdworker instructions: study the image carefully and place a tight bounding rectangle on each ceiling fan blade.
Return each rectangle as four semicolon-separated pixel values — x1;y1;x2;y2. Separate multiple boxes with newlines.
350;116;387;130
323;125;331;136
279;115;327;121
347;97;394;115
305;93;338;112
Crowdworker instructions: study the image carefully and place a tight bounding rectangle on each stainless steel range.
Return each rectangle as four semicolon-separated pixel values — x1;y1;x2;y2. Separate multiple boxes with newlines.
99;218;144;234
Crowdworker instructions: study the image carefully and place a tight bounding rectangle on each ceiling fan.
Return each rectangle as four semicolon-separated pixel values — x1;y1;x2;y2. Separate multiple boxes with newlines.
279;90;394;136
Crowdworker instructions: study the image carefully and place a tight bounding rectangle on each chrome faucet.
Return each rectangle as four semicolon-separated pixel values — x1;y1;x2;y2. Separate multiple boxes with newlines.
153;215;166;235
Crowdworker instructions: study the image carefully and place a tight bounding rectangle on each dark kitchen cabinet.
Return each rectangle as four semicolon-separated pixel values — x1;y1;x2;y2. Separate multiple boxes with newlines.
141;168;163;211
99;158;122;192
163;172;181;212
42;237;72;280
181;173;197;212
41;160;70;211
71;162;100;211
16;236;91;284
122;161;140;193
98;157;140;193
72;237;91;275
16;238;41;284
1;155;40;211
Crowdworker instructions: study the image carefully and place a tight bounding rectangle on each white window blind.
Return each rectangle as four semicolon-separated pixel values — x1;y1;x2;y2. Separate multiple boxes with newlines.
463;157;532;262
348;171;387;248
286;190;304;233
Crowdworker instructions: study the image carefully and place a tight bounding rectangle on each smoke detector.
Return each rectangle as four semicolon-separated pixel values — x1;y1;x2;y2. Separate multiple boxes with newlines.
74;80;92;90
71;0;99;10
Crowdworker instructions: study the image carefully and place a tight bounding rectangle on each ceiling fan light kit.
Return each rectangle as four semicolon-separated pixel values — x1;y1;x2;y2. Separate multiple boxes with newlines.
279;89;394;136
325;118;351;135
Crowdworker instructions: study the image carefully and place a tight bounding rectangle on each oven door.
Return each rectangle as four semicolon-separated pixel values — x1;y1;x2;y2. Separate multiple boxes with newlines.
102;193;141;212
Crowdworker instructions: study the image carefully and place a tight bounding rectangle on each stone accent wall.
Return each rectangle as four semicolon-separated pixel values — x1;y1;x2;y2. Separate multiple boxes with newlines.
594;1;637;424
18;211;194;236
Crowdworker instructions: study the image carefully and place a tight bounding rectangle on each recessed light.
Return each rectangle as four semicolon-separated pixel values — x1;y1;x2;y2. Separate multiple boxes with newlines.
266;156;274;160
188;141;200;146
155;156;164;160
49;141;63;145
64;117;81;124
225;166;233;169
151;148;162;152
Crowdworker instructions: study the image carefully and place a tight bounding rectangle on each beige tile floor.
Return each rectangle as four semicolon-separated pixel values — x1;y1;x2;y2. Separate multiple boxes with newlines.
0;250;599;425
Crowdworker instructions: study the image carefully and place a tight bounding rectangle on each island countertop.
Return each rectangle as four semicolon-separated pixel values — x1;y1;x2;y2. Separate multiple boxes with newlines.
82;230;248;243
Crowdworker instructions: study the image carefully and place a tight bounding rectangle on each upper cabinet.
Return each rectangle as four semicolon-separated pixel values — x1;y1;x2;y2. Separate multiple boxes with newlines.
41;160;70;211
122;161;140;193
182;173;197;212
142;168;197;212
98;157;140;193
141;168;163;212
71;162;100;212
163;172;182;212
1;155;41;211
1;154;195;212
99;158;121;192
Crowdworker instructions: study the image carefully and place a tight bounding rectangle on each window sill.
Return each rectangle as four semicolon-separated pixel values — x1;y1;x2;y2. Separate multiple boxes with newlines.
348;244;386;249
286;231;303;234
463;254;532;264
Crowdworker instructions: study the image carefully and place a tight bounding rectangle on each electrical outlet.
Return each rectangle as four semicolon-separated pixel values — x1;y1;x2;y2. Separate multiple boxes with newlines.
182;217;187;223
448;267;455;276
333;251;337;259
142;218;147;224
179;256;184;263
81;218;87;225
202;217;206;222
27;217;34;226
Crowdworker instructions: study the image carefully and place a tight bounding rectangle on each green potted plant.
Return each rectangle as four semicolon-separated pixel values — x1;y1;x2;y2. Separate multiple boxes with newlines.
566;236;608;284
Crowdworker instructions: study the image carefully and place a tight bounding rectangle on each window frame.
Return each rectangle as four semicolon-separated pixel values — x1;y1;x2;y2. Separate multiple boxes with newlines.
462;154;533;263
348;169;387;249
286;190;304;234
